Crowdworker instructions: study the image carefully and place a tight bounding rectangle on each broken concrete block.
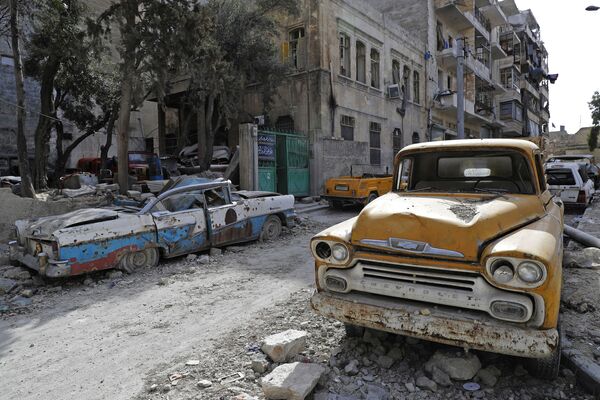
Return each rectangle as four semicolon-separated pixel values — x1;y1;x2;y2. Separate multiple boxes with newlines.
209;247;222;257
424;351;481;381
186;254;198;262
416;376;437;392
261;362;325;400
251;354;270;374
0;278;17;294
126;190;142;201
198;255;210;264
261;330;307;363
3;266;31;280
476;365;501;387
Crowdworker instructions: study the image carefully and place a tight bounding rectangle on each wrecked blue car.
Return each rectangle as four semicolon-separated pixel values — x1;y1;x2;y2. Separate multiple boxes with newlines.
9;180;296;277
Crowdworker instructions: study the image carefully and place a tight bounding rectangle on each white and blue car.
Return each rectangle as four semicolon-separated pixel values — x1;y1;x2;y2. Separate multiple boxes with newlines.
9;179;296;277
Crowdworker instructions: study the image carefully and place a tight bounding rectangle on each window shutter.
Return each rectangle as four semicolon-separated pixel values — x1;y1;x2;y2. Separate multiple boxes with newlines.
296;36;307;70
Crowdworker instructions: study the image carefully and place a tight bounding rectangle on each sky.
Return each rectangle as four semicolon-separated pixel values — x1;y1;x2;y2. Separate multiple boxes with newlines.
515;0;600;133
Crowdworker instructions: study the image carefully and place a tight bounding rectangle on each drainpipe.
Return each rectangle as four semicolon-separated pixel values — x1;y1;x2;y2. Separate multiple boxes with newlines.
457;37;465;139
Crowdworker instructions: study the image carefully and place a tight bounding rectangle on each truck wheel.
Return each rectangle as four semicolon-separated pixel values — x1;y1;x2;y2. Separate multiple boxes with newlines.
120;248;159;273
344;324;365;338
525;324;562;379
260;215;282;241
366;193;378;205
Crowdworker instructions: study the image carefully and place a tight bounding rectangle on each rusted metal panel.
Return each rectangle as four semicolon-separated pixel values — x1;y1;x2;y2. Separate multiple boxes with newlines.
311;291;559;358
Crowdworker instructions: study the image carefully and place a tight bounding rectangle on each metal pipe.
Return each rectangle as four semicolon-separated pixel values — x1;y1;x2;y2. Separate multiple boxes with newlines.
457;37;465;139
564;225;600;249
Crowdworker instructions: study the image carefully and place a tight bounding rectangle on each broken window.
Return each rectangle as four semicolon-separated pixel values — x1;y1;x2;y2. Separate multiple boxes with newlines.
392;60;401;85
402;66;411;100
288;28;305;69
413;71;420;104
356;41;366;84
341;115;355;141
369;122;381;165
393;128;402;155
370;48;380;89
339;33;351;77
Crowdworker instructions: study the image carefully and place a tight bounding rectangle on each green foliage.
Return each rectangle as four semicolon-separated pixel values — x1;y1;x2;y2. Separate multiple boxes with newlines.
589;91;600;127
589;126;600;152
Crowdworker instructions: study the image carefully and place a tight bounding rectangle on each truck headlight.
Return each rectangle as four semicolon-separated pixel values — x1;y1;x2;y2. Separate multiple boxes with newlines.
332;244;349;262
517;262;544;283
486;257;547;288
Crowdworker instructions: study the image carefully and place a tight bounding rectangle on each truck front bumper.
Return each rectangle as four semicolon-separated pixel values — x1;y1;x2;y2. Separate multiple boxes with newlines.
311;291;559;358
322;196;367;206
9;242;72;278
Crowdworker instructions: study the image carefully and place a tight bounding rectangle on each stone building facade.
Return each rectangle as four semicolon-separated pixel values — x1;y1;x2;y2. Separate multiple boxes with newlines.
243;0;428;195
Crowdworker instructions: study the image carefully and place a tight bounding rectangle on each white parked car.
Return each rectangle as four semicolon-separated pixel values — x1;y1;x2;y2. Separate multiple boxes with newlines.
545;162;595;207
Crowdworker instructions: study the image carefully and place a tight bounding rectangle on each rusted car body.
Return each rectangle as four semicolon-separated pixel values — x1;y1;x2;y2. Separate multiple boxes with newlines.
9;180;295;277
310;139;564;378
323;175;393;207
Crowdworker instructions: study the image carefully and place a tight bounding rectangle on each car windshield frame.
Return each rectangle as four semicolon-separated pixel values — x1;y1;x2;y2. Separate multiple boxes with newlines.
396;149;537;195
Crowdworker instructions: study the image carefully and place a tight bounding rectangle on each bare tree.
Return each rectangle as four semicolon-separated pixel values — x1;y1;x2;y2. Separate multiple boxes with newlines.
8;0;35;197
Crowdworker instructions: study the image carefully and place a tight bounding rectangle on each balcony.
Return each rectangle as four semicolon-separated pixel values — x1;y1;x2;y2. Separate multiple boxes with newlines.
521;79;540;99
435;0;474;31
437;46;491;82
490;27;507;59
540;108;550;122
479;0;508;26
540;82;549;99
436;93;493;125
467;8;491;40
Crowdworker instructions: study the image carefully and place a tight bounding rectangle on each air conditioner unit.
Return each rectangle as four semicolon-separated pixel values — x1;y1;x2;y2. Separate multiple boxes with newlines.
388;84;401;99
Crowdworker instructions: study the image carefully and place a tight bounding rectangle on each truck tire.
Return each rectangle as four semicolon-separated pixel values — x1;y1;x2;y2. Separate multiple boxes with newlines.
344;324;365;338
260;215;282;241
525;323;562;379
366;193;378;205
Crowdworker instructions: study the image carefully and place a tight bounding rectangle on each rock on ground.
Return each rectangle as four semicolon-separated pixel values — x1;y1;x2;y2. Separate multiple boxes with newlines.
425;351;482;381
416;376;437;392
0;278;17;294
261;329;307;363
261;362;325;400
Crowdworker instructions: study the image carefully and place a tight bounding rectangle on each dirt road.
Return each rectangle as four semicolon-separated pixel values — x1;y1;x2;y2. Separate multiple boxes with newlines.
0;208;353;400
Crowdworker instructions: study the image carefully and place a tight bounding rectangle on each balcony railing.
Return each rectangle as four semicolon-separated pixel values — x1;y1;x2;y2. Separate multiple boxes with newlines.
474;7;492;32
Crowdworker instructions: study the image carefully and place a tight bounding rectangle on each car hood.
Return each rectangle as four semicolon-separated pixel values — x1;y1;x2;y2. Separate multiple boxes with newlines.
19;208;121;240
351;192;545;261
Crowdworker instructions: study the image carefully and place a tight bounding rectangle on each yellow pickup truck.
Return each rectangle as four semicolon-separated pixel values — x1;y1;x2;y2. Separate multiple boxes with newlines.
323;174;393;208
311;139;564;379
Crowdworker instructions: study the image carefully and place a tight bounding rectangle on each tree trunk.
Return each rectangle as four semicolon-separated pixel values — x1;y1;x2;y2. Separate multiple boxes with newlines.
199;93;216;172
53;119;64;186
116;0;138;195
9;0;35;198
197;97;206;166
101;109;117;169
33;58;59;190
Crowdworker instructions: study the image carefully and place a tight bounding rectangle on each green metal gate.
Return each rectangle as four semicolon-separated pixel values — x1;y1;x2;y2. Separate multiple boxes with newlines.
258;129;310;196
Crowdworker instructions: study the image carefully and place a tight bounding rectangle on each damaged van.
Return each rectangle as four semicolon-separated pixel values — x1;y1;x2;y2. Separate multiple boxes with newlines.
310;139;564;378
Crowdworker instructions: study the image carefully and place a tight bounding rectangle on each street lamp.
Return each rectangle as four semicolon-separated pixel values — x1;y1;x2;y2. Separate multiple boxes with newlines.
586;5;600;11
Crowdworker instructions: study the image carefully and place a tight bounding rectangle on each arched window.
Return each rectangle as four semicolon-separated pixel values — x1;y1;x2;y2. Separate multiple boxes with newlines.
356;41;366;83
412;132;420;144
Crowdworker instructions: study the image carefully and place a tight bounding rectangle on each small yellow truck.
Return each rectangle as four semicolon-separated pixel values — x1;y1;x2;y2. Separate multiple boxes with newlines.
323;174;393;208
311;139;564;378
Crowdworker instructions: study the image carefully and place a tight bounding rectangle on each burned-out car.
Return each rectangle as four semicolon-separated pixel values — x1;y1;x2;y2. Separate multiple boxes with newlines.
10;180;295;277
310;139;564;378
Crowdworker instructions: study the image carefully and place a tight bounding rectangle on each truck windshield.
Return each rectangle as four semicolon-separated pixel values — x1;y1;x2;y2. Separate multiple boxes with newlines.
398;150;535;194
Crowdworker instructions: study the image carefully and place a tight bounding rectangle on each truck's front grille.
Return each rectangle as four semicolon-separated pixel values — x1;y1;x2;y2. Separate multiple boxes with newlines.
361;261;478;293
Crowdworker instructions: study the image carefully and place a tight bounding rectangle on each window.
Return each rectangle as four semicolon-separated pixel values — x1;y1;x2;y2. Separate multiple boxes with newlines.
339;33;351;77
437;70;444;90
393;128;402;155
447;75;453;91
412;132;420;144
402;66;411;100
356;41;366;83
546;170;576;186
289;28;305;69
500;101;523;121
413;71;420;104
369;122;381;165
341;115;355;141
392;60;401;85
370;49;380;89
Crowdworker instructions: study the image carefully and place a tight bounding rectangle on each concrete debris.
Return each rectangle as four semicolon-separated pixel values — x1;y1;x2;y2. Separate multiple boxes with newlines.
476;365;501;387
365;383;389;400
260;362;325;400
232;393;258;400
251;355;270;374
198;255;210;264
344;359;360;376
10;295;32;307
186;254;198;262
375;355;394;369
261;329;307;363
209;247;223;257
431;366;452;387
20;289;34;298
0;278;17;294
62;185;97;198
107;270;123;279
2;266;31;280
564;248;600;269
185;359;200;366
126;190;142;201
424;351;482;381
196;380;212;388
416;375;437;392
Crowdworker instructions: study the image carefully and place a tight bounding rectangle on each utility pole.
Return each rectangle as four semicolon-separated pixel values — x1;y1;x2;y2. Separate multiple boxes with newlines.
456;37;465;139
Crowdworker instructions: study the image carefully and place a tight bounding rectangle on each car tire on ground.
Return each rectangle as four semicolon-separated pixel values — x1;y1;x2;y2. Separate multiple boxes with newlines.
525;323;562;379
120;247;160;273
366;193;378;205
260;215;282;242
344;323;365;338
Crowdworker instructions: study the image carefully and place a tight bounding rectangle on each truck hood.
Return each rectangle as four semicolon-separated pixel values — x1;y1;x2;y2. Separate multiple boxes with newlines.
351;192;545;261
19;209;121;240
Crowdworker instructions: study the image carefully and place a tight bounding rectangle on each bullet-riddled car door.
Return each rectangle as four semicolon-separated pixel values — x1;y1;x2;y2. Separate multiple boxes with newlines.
151;190;208;256
205;187;251;246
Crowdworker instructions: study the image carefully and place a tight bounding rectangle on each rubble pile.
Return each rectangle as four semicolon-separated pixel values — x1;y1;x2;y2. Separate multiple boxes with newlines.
137;290;590;400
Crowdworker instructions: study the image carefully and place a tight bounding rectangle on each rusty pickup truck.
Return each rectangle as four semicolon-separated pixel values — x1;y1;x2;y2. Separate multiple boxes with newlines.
310;139;564;378
323;174;393;208
10;179;295;277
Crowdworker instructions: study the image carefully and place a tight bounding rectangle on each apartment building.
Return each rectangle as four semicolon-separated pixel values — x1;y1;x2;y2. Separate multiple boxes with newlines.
243;0;428;194
368;0;550;140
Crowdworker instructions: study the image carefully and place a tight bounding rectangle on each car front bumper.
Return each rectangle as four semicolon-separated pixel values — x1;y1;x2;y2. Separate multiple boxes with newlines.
9;242;71;278
310;290;559;358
